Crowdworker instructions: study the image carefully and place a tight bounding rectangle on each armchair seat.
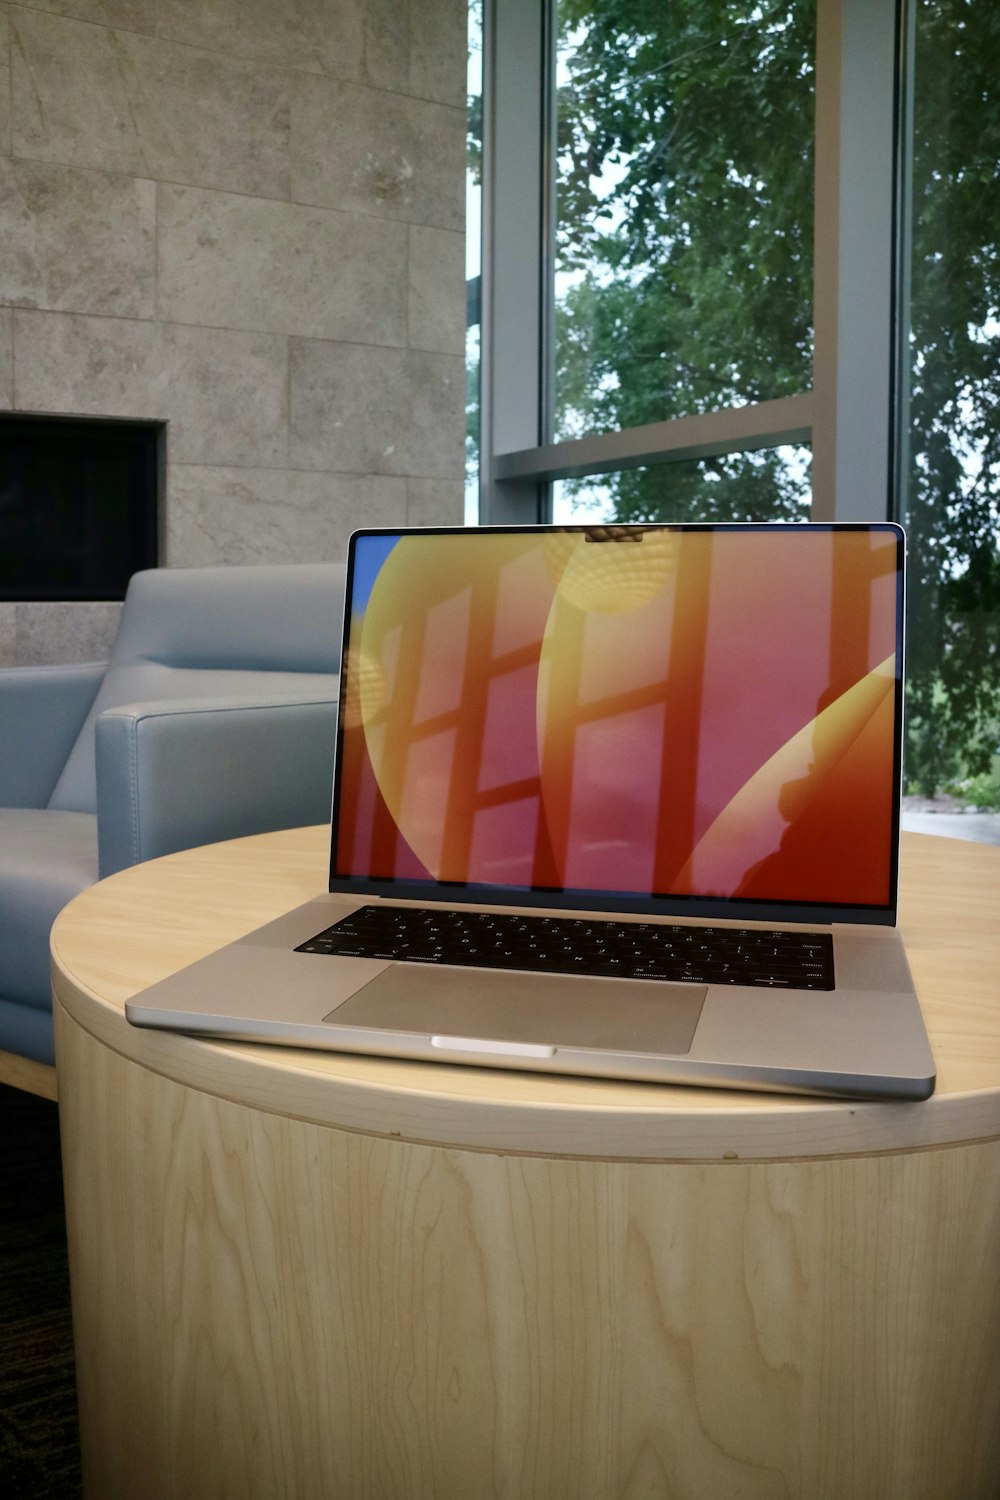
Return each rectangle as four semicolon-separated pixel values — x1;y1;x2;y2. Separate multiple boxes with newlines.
0;562;345;1076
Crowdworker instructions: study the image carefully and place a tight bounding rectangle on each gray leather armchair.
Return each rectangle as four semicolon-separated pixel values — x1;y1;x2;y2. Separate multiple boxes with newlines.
0;562;345;1074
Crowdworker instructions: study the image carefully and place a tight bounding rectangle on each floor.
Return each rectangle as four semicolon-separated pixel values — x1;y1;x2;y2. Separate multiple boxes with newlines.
0;1084;81;1499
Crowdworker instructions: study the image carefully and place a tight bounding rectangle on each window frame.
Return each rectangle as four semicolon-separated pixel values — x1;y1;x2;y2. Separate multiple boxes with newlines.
476;0;906;526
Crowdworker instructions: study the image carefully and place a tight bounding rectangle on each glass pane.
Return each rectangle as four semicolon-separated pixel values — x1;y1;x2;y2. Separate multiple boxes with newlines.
552;0;815;442
466;0;484;522
552;445;812;525
899;0;1000;844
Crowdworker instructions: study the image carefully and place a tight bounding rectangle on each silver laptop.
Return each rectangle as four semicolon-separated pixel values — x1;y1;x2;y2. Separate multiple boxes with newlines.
127;522;935;1101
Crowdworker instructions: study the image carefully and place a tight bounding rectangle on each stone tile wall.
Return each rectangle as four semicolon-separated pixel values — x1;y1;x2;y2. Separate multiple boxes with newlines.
0;0;466;665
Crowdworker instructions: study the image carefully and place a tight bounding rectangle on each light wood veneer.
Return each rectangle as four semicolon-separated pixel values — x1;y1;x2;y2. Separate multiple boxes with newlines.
0;1048;57;1099
52;828;1000;1499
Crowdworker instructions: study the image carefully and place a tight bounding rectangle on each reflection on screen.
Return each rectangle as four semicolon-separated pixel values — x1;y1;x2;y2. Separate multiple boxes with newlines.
334;526;901;911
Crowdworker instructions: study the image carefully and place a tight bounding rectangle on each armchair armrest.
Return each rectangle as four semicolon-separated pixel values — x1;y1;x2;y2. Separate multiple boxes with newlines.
96;692;339;878
0;662;106;808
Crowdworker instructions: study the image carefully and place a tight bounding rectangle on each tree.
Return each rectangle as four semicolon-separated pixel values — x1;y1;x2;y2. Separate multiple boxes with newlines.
555;0;814;521
901;0;1000;794
552;0;999;791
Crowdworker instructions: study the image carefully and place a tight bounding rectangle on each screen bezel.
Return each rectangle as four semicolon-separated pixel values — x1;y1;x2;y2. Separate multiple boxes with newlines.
328;522;905;928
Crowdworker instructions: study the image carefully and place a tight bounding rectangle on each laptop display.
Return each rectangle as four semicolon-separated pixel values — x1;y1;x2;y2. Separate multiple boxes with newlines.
332;524;903;925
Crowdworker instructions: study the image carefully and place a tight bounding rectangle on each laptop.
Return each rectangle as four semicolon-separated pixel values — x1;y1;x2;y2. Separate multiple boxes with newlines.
126;522;936;1101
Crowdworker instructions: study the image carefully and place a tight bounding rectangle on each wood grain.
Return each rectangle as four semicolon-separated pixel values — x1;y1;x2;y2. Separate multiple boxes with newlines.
0;1048;57;1100
57;1010;1000;1500
51;828;1000;1160
50;828;1000;1498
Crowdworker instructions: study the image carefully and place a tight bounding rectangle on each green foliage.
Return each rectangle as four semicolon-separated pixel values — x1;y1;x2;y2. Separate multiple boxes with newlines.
468;0;484;184
554;0;814;521
943;765;1000;812
902;0;1000;794
467;91;483;186
570;449;809;525
552;0;1000;789
466;330;481;486
554;1;813;426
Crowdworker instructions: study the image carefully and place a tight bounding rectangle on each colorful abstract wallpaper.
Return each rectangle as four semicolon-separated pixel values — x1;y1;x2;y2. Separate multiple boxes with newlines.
333;526;901;910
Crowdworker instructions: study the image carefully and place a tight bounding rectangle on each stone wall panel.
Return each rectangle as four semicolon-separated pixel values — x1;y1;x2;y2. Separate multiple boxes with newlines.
11;8;291;199
406;477;464;527
290;339;464;479
0;603;15;666
0;159;155;318
167;466;408;566
14;601;122;666
154;0;408;90
0;308;12;408
157;185;407;345
12;310;289;468
22;3;160;32
0;7;10;157
408;224;465;354
291;77;464;230
410;0;466;107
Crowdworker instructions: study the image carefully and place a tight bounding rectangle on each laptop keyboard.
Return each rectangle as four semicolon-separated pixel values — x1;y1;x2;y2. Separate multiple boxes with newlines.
296;906;835;990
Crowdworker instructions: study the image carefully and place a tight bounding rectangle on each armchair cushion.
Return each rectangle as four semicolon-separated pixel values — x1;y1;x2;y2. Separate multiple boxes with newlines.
96;695;339;877
0;663;105;808
49;563;344;815
0;809;98;1011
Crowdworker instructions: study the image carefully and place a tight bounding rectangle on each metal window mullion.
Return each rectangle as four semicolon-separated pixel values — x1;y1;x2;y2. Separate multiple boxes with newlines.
480;0;547;523
495;395;815;484
812;0;900;522
539;0;559;456
890;0;916;522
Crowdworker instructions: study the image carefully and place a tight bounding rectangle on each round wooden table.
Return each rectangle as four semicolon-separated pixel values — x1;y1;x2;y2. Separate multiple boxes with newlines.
52;828;1000;1500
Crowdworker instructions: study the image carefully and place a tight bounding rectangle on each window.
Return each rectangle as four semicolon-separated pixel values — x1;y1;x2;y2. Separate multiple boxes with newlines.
469;0;998;838
474;0;901;530
897;0;1000;821
466;0;484;522
551;446;812;525
554;11;812;421
550;2;817;524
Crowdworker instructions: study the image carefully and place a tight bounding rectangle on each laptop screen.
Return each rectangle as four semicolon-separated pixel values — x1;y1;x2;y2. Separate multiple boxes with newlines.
329;524;904;925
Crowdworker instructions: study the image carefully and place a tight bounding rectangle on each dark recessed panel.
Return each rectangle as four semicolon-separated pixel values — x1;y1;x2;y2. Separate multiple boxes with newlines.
0;415;162;601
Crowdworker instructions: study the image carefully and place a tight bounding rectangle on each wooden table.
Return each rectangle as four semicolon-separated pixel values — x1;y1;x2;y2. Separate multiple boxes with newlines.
51;828;1000;1500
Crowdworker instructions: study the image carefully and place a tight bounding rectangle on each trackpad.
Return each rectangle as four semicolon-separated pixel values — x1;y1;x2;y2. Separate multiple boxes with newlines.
325;964;705;1056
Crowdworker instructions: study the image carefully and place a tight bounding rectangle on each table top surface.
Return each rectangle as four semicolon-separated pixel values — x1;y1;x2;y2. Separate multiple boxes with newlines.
51;826;1000;1162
